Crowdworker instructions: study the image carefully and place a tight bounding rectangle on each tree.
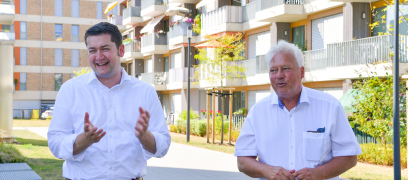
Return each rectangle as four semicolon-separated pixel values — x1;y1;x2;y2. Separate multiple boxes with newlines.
350;63;406;149
194;33;246;144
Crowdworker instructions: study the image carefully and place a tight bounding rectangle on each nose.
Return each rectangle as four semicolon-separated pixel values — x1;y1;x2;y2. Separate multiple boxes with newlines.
276;69;284;79
96;50;104;60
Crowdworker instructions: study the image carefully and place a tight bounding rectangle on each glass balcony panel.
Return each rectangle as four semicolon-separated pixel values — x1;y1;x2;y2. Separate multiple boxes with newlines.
0;31;15;40
123;6;141;20
167;22;198;40
0;3;15;14
141;32;167;48
202;6;242;30
257;0;303;11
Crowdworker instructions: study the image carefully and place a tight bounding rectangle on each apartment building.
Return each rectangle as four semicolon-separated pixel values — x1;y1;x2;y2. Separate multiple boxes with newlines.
0;0;124;118
113;0;408;120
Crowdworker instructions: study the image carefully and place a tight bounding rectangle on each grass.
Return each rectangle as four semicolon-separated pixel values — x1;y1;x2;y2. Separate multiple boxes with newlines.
13;119;51;127
12;130;64;180
170;132;408;180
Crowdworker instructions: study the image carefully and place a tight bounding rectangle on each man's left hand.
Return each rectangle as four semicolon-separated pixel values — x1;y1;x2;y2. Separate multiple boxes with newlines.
135;107;150;138
293;168;322;180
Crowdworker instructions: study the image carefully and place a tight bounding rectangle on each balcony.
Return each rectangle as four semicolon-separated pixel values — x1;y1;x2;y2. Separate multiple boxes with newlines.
167;22;198;48
0;31;15;41
303;0;344;14
255;0;306;23
140;72;168;90
123;40;142;61
303;35;408;81
201;6;242;35
0;2;15;23
123;6;142;26
168;0;200;3
141;0;167;17
141;32;168;55
166;67;197;89
108;15;123;26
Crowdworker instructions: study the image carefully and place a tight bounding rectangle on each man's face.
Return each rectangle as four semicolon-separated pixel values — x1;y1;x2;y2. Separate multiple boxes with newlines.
269;52;304;99
86;34;124;79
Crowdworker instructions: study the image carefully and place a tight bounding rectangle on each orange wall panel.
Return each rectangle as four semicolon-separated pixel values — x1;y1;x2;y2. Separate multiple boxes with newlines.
15;0;20;14
14;72;20;91
14;47;20;65
14;21;20;40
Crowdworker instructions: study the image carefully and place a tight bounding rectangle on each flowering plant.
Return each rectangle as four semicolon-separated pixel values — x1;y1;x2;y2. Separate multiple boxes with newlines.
122;38;132;45
157;30;165;34
201;109;207;116
107;14;113;18
192;14;201;34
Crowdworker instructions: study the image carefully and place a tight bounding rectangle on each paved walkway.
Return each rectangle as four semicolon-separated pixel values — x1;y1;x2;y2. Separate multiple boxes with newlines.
13;127;254;180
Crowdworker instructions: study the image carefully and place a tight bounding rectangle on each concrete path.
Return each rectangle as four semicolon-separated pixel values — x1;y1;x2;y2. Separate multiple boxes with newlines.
13;127;255;180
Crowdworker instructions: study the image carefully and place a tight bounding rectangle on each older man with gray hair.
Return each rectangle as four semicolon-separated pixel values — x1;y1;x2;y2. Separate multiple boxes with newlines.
234;40;361;180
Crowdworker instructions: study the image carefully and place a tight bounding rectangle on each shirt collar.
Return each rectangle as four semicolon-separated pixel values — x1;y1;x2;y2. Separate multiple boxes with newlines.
87;67;131;85
272;85;309;109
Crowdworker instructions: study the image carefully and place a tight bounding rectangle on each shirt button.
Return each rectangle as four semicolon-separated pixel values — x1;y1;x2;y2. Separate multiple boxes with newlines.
109;167;112;170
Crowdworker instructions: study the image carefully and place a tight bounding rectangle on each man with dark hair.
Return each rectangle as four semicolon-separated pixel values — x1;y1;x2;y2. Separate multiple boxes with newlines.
48;22;171;180
235;40;361;180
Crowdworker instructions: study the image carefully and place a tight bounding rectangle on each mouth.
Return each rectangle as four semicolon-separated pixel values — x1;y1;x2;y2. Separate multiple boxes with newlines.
96;62;109;66
277;82;286;87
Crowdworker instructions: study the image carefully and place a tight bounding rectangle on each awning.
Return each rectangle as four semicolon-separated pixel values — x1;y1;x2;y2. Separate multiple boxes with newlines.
140;14;165;33
165;6;189;17
196;0;215;9
104;1;118;14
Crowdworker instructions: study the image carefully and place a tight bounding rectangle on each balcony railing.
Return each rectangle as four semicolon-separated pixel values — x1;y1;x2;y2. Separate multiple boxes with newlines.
108;15;123;25
140;72;168;85
257;0;303;11
303;35;408;73
124;40;141;53
141;33;167;48
142;0;167;9
0;3;14;14
0;31;15;41
201;6;242;29
169;67;196;82
243;2;256;22
167;22;198;40
242;55;268;77
123;6;141;20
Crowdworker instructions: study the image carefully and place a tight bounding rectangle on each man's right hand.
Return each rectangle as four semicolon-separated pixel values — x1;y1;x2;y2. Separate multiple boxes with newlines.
262;166;296;180
73;112;106;155
83;112;106;143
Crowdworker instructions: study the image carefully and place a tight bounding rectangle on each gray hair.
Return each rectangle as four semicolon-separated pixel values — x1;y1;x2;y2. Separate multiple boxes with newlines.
265;40;304;68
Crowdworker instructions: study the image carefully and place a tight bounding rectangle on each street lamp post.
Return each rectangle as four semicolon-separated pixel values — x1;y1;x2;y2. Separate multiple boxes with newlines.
186;25;192;142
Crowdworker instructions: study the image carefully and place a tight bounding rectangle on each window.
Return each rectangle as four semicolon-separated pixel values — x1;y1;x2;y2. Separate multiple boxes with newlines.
54;73;63;91
55;0;63;17
71;25;79;42
20;73;27;91
71;49;79;67
2;25;10;32
55;49;63;66
20;0;27;14
97;2;103;19
20;22;27;40
71;0;79;18
20;48;27;65
55;24;62;41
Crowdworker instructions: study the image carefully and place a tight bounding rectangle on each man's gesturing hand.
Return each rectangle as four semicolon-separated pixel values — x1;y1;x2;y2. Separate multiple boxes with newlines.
263;166;295;180
293;168;321;180
84;112;106;143
135;107;150;138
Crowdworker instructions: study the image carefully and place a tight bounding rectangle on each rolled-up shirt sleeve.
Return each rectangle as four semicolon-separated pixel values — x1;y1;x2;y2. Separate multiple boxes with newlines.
331;102;362;157
234;108;258;157
141;86;171;160
47;82;86;162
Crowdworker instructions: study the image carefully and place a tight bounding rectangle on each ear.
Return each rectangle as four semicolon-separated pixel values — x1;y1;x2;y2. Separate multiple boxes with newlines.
300;66;305;79
119;44;125;57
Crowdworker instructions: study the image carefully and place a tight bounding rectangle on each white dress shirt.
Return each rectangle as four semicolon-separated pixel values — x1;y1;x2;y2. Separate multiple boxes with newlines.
48;68;171;180
235;86;362;180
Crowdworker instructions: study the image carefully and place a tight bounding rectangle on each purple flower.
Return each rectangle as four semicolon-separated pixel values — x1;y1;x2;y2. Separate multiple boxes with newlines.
187;18;193;23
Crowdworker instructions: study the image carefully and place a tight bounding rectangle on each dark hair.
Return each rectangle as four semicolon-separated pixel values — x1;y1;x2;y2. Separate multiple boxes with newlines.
84;22;122;49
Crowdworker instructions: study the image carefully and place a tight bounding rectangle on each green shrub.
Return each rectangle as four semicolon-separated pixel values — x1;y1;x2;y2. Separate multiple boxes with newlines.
169;124;178;132
0;143;26;163
214;115;229;134
176;120;187;134
231;130;240;142
177;110;199;122
358;143;407;168
193;120;207;137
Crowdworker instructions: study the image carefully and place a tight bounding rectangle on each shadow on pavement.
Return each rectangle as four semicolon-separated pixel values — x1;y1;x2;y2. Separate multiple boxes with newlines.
145;166;256;180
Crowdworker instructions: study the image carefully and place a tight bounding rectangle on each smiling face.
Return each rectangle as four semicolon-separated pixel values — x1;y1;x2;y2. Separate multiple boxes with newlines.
269;52;304;100
86;33;124;81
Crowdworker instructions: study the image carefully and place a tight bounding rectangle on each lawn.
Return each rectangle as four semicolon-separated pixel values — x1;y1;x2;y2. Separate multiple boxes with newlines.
12;130;64;180
13;119;51;127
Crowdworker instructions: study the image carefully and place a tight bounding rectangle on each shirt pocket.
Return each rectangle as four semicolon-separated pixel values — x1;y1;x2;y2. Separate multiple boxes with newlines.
303;132;325;162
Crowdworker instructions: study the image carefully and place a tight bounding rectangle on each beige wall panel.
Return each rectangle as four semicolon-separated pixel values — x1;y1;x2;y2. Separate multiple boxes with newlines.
42;0;55;16
27;22;41;41
27;73;41;91
80;1;97;19
63;73;71;83
42;23;55;41
63;0;72;17
27;0;41;15
63;24;71;42
103;2;108;19
42;48;55;66
80;25;92;43
80;49;89;67
42;73;54;91
63;49;71;66
27;48;41;66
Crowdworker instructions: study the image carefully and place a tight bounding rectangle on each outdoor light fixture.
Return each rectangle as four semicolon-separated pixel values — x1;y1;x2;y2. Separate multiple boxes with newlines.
138;63;141;66
362;12;366;19
284;30;288;36
159;58;161;62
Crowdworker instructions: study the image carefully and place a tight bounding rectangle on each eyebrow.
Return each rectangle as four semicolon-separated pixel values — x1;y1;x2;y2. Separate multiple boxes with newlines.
88;44;111;50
